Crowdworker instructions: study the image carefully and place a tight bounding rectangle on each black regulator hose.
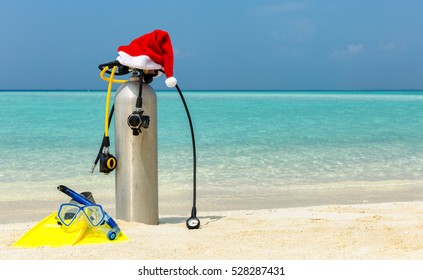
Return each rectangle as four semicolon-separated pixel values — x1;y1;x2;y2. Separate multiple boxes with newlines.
98;61;129;76
158;69;200;229
174;83;200;229
90;105;114;173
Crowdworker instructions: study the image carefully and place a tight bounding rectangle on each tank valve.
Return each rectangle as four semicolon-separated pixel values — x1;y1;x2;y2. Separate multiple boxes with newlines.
127;109;150;136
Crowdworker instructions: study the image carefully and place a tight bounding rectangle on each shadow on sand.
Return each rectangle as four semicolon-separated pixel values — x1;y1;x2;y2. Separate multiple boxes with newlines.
159;215;224;226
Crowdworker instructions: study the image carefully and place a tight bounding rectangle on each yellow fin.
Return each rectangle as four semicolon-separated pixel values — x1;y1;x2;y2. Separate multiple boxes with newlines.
12;213;127;248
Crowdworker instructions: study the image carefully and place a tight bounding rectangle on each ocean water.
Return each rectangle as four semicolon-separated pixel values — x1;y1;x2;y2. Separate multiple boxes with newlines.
2;90;423;222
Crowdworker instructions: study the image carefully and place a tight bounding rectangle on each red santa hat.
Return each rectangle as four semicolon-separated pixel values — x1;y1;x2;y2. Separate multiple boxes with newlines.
116;29;177;87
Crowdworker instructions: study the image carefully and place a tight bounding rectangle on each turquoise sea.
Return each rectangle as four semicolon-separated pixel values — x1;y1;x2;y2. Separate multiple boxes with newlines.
1;90;423;222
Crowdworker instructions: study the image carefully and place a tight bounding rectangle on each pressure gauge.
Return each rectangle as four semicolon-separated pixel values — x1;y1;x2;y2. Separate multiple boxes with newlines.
186;217;200;229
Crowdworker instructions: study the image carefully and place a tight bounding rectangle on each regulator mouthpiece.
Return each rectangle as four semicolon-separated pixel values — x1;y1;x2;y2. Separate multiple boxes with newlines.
99;153;116;174
127;110;150;136
99;146;117;174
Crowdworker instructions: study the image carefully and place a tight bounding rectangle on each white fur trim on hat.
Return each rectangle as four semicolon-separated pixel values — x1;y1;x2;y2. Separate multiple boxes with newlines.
165;77;177;87
117;51;162;70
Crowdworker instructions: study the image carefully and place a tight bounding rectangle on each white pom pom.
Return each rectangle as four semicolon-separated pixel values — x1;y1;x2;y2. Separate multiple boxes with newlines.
165;77;177;87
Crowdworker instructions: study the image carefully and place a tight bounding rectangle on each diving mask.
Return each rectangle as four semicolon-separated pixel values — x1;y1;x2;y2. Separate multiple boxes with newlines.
57;203;106;228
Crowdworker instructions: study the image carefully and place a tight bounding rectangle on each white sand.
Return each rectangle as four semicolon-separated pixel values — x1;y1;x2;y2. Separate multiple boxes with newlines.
2;201;423;260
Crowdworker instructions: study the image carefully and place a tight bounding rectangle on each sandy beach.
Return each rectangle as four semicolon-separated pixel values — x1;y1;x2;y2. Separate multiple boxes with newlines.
2;201;423;260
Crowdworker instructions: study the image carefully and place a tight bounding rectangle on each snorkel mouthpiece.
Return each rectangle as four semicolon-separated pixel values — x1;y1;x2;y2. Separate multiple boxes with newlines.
106;225;120;240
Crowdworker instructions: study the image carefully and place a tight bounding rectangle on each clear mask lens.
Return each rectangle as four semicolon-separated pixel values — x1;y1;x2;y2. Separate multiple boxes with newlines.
83;205;105;227
58;204;105;227
58;204;80;226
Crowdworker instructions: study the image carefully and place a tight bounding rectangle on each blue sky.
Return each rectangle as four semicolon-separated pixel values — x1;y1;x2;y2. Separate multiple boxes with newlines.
1;0;422;90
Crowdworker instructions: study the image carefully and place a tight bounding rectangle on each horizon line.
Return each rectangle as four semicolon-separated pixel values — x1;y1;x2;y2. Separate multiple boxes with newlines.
1;88;423;92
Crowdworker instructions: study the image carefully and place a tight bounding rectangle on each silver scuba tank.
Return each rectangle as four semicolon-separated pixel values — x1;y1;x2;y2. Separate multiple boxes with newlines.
114;75;158;225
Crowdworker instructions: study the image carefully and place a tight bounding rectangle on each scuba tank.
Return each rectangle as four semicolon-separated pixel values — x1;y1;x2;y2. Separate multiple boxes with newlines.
93;64;159;225
114;73;158;225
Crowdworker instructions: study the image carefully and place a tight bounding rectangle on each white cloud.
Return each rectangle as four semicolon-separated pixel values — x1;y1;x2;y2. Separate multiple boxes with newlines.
376;42;409;52
332;43;364;57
